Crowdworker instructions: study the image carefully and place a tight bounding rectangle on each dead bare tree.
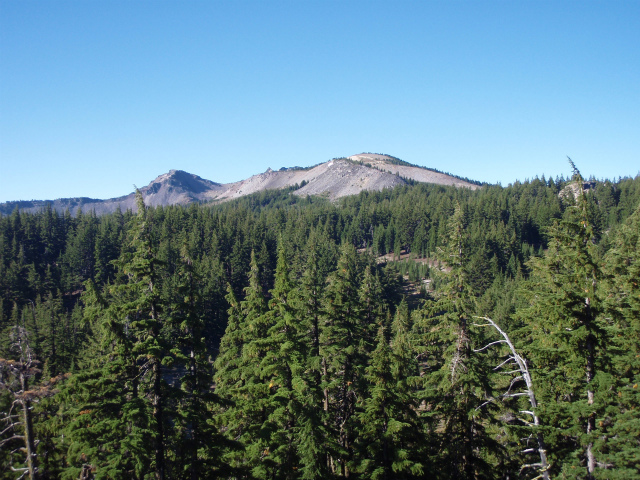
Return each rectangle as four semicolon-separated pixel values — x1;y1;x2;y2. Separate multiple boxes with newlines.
0;326;67;480
472;316;551;480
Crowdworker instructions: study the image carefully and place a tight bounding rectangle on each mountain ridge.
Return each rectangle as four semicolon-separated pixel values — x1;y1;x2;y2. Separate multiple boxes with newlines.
0;154;479;216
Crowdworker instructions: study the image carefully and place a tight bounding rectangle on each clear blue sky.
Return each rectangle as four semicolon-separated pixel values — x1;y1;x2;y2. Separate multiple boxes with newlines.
1;0;638;202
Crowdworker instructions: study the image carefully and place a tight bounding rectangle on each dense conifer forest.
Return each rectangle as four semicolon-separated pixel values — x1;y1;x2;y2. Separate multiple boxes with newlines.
1;167;639;479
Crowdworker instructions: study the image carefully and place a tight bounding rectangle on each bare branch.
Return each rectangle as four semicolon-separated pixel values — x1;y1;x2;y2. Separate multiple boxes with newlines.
0;422;20;436
503;376;524;397
472;315;550;480
499;369;523;376
473;340;508;353
0;434;25;448
493;356;516;371
516;418;535;427
502;392;530;398
475;399;496;411
520;463;543;471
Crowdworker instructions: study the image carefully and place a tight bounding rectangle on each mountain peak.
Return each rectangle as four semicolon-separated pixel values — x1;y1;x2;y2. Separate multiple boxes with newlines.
1;154;479;216
144;170;223;199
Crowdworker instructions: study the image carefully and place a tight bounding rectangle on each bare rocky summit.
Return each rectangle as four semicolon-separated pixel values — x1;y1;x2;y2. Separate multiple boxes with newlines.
0;154;479;216
348;154;477;189
0;170;224;216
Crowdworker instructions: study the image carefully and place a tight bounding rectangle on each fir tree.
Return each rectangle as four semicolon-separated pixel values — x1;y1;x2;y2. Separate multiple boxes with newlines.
320;243;365;477
120;191;171;480
413;203;500;480
291;237;334;480
169;244;239;479
517;162;611;479
355;301;425;479
255;241;305;479
61;283;153;479
63;192;171;480
215;250;269;476
600;202;640;477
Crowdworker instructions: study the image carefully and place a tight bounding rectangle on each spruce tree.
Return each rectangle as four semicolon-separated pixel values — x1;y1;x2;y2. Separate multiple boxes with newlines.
255;241;305;479
121;192;171;480
63;192;172;480
169;243;239;479
62;280;153;480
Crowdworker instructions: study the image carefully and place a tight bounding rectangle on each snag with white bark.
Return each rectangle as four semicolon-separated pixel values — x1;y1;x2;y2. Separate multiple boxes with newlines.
472;316;550;480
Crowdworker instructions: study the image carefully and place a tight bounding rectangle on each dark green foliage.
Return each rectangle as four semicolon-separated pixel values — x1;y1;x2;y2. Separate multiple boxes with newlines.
255;242;306;479
214;251;269;475
168;244;240;479
413;204;502;479
291;236;333;480
599;203;640;477
320;243;369;477
61;317;154;479
354;302;425;479
516;168;613;479
1;172;640;479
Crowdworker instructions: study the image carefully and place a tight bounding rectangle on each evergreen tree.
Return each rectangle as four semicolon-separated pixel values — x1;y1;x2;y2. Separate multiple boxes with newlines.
121;192;171;480
600;202;640;477
517;163;611;479
62;283;153;479
355;301;425;479
291;236;334;480
63;192;171;480
320;243;365;477
358;262;386;333
413;203;499;480
169;244;238;479
215;250;269;476
255;241;305;479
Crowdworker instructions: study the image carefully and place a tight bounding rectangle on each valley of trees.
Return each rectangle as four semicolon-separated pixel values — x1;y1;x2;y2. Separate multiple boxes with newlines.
1;166;639;479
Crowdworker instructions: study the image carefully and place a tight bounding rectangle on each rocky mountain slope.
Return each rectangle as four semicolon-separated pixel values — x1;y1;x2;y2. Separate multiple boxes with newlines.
0;154;479;216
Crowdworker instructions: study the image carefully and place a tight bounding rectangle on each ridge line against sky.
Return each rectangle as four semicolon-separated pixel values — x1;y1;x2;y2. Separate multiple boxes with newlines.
1;1;638;203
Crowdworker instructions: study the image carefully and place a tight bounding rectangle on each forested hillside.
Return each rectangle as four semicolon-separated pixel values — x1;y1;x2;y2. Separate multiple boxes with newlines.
1;169;639;479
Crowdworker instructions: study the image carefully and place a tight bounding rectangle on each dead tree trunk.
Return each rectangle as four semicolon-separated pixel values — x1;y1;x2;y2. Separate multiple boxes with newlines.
0;327;41;480
473;317;550;480
20;376;38;480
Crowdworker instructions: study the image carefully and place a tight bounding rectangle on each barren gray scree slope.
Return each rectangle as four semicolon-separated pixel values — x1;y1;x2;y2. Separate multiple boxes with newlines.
0;154;478;216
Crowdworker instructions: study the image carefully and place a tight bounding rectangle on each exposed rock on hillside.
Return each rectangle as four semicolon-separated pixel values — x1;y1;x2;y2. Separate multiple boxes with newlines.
1;154;479;216
348;154;477;189
0;170;223;216
216;158;408;201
